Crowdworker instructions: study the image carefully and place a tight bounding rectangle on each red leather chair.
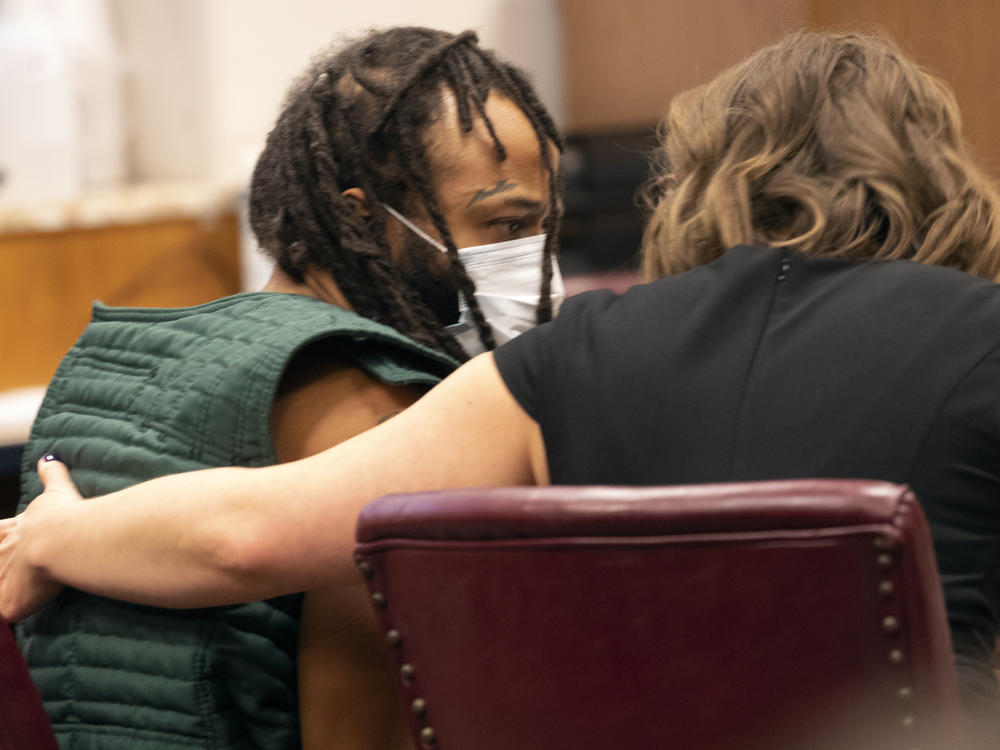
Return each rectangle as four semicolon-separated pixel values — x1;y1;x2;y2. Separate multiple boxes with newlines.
0;618;58;750
355;480;960;750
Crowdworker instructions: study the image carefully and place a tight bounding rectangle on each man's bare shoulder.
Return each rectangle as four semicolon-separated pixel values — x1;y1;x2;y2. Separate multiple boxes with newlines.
271;347;428;462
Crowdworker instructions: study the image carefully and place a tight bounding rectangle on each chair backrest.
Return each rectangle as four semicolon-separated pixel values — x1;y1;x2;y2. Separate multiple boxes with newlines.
0;618;58;750
354;480;960;750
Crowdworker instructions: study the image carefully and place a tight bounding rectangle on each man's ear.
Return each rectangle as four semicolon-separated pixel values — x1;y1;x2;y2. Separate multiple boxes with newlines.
341;187;370;217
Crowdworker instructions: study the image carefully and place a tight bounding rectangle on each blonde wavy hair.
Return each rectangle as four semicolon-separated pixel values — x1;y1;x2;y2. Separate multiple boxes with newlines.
642;31;1000;281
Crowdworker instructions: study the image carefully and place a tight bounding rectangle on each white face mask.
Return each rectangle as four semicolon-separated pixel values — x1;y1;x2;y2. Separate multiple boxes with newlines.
383;204;565;356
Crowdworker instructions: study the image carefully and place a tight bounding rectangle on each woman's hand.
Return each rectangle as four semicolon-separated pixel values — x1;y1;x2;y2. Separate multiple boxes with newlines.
0;456;81;621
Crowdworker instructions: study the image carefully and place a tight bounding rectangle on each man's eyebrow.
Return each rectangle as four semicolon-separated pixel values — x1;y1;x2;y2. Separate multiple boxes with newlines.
470;195;547;214
466;178;518;207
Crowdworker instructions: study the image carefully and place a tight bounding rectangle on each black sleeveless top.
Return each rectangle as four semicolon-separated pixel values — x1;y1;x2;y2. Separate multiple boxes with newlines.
495;245;1000;713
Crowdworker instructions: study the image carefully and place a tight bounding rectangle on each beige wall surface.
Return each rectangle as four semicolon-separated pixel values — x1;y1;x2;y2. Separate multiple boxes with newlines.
113;0;567;185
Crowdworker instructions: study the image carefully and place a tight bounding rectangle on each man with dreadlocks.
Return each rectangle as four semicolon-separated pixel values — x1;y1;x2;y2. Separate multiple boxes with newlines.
13;27;563;750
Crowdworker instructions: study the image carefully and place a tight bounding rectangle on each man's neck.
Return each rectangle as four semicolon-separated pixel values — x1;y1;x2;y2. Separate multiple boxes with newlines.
260;267;352;310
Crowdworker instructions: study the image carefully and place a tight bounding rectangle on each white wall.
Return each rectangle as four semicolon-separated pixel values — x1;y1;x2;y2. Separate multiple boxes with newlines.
113;0;565;185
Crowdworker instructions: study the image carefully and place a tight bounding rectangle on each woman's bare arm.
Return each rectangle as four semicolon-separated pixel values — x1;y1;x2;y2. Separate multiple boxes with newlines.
0;353;547;620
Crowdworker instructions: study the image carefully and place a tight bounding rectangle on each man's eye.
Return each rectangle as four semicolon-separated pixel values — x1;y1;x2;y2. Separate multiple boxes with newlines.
484;212;545;241
488;219;525;237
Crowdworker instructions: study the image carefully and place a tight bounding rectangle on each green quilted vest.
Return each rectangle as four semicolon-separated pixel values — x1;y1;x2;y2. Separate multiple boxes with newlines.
17;292;456;750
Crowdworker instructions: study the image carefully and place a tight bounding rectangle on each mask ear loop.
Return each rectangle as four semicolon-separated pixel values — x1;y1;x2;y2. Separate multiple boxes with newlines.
382;203;486;352
382;204;449;254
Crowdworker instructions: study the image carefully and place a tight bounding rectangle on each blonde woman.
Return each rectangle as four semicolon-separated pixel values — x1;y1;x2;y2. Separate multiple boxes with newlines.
4;30;1000;733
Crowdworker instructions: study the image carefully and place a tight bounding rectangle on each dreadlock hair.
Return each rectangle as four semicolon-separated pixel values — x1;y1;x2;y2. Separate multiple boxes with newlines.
249;27;563;361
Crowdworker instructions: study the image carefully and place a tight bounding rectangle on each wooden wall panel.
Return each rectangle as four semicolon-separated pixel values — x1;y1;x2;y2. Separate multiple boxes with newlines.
0;215;240;391
808;0;1000;179
561;0;1000;181
560;0;807;132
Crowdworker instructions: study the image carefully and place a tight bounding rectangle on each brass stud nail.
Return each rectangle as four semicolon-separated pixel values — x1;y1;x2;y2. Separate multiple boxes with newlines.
882;616;900;634
901;715;916;730
897;686;913;701
877;553;894;569
371;592;387;609
357;561;374;578
411;698;427;716
879;580;895;597
387;629;402;646
400;663;416;682
420;726;437;747
888;649;904;665
873;536;893;550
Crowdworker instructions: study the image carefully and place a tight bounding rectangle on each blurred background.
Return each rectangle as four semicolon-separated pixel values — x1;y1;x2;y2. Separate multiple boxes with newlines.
1;0;999;491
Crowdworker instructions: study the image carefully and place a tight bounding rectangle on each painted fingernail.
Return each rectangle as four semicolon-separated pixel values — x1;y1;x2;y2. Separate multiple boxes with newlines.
41;452;63;463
